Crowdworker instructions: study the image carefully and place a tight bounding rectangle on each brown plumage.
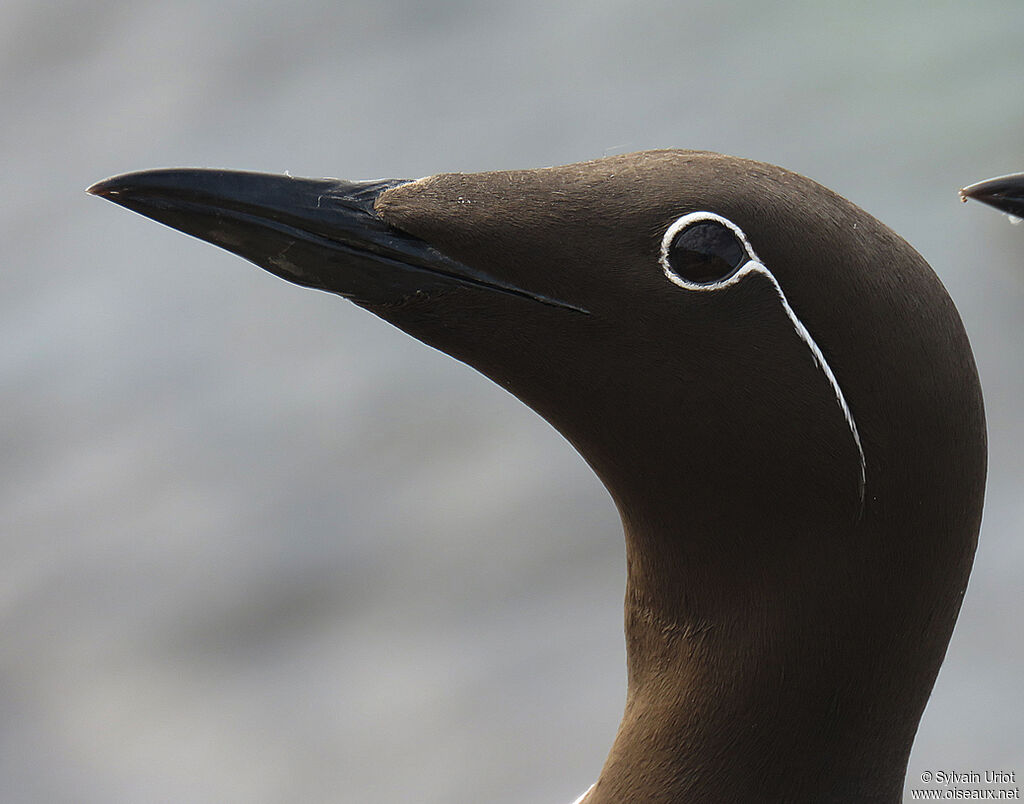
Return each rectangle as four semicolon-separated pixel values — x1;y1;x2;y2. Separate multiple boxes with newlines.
90;151;986;803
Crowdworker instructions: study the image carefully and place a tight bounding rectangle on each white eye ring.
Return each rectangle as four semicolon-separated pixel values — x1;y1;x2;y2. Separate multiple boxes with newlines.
660;210;866;508
659;211;765;290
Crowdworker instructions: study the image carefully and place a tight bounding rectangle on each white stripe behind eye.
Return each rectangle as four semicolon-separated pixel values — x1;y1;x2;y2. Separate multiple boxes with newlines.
659;212;866;508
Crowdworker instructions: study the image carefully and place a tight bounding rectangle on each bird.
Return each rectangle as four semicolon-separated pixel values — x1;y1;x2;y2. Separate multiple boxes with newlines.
89;150;986;803
960;172;1024;219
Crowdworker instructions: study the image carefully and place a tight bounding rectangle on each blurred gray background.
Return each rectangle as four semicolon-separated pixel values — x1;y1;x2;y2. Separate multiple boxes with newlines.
2;2;1022;802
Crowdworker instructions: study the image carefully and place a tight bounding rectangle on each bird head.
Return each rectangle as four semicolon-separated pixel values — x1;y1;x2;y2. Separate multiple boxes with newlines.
90;149;988;800
90;149;985;628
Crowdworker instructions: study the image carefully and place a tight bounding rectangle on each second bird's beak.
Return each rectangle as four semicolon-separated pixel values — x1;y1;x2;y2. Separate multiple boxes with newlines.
960;173;1024;218
88;169;586;312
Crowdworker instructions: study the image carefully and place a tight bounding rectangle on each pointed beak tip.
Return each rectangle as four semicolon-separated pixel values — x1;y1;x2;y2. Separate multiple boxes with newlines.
87;176;123;199
958;181;984;203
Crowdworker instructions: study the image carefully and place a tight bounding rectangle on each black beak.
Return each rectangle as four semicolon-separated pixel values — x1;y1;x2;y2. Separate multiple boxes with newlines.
88;169;586;312
960;173;1024;218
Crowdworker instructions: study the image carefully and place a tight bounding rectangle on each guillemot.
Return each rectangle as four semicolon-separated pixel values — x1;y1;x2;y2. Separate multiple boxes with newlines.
89;151;987;803
961;172;1024;219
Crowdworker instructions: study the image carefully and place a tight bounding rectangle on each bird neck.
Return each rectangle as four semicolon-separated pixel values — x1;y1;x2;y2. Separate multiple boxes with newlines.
585;517;915;804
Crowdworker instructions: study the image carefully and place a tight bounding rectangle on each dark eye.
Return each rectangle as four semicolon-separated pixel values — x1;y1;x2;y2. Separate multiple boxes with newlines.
665;220;748;285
